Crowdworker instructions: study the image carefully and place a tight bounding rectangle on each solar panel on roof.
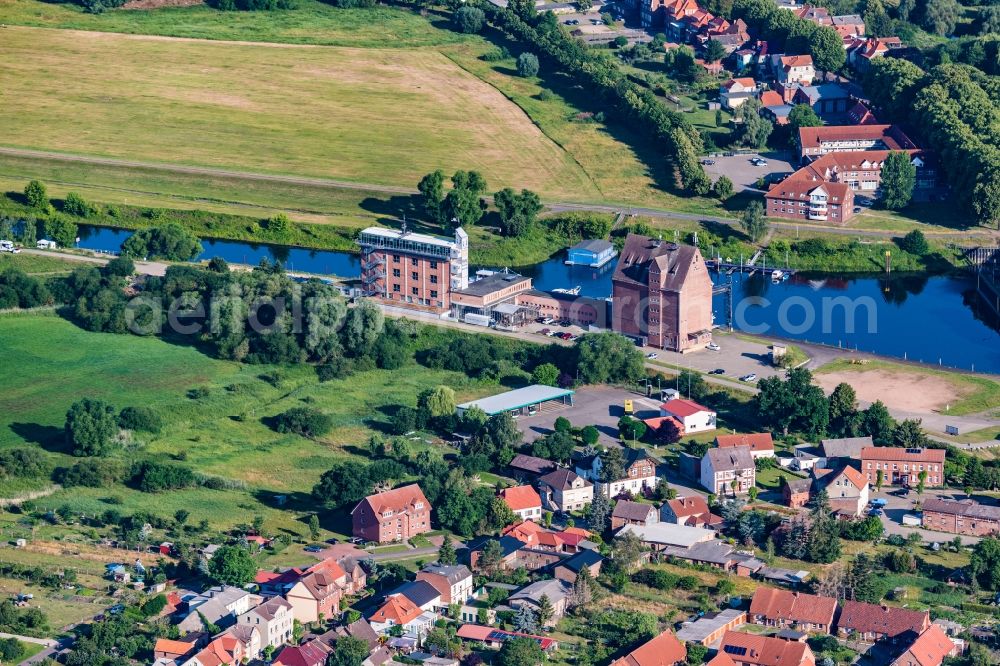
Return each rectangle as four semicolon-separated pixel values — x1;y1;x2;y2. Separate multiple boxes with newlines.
724;645;749;656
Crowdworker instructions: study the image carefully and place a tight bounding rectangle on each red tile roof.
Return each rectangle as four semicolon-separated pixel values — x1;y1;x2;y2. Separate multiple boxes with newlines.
797;124;915;151
861;447;945;464
750;588;837;628
719;631;814;666
355;483;429;516
838;600;930;639
455;624;558;651
766;179;851;203
724;77;757;90
759;90;785;107
274;641;331;666
370;594;422;625
500;485;542;512
838;465;867;490
717;433;774;453
154;638;195;657
891;624;955;666
611;629;687;666
707;655;738;666
661;398;712;418
781;55;814;69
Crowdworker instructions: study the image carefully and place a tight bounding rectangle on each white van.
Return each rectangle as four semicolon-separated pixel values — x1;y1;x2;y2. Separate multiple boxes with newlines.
0;240;19;254
36;239;57;250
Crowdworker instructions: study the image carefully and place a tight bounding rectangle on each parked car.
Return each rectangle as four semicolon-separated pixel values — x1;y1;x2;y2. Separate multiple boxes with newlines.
559;320;571;327
304;545;324;553
871;498;888;507
739;373;757;382
853;206;862;213
539;328;551;336
349;537;364;544
868;508;884;517
709;368;725;375
701;159;716;165
706;342;720;351
646;352;658;359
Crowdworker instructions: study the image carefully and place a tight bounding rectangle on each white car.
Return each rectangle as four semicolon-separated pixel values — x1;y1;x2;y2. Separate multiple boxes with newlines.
646;352;658;359
739;373;758;382
706;342;720;351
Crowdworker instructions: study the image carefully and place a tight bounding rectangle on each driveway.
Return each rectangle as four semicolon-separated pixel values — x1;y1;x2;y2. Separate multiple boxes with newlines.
701;150;797;193
870;487;985;546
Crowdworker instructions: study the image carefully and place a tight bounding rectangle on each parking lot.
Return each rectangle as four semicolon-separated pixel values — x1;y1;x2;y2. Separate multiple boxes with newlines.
701;150;797;192
872;486;988;546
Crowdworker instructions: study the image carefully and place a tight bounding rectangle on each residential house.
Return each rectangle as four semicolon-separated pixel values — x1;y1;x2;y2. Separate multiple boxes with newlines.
701;446;755;496
181;635;245;666
889;624;959;666
861;447;946;487
716;433;774;459
922;498;1000;536
708;655;739;666
831;14;865;38
777;55;815;86
836;600;930;642
749;588;837;633
273;641;330;666
676;609;748;646
553;550;604;584
575;449;659;498
847;37;903;71
416;564;474;606
352;484;431;543
798;125;917;161
237;596;293;654
154;638;199;663
180;586;256;632
760;89;793;125
610;629;686;666
454;624;559;653
467;535;525;572
611;500;660;530
847;101;879;125
218;625;260;663
792;83;852;118
794;5;831;25
508;579;574;626
508;453;557;479
718;631;817;666
720;78;759;110
368;594;436;639
325;619;392;666
661;398;717;434
391;580;442;612
813;465;869;517
661;495;723;528
820;436;873;463
616;523;716;552
499;485;543;522
286;559;352;624
611;234;714;353
783;477;812;509
537;468;594;513
255;568;305;597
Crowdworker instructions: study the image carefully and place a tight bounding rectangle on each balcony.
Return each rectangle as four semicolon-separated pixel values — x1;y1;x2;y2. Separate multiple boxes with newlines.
808;212;828;221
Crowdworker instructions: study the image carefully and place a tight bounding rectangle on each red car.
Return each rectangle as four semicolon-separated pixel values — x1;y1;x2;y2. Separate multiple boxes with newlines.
539;328;551;336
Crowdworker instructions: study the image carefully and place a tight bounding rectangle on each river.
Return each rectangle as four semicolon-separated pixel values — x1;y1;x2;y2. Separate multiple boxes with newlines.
74;225;1000;373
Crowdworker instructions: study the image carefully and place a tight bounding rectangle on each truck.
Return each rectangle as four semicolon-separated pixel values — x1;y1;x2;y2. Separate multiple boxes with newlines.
0;240;19;253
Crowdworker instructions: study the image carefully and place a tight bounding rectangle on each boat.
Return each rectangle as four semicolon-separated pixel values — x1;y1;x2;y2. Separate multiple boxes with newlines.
770;270;784;283
552;286;582;295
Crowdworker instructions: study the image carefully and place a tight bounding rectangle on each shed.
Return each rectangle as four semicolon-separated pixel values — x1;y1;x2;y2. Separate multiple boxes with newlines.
456;385;574;417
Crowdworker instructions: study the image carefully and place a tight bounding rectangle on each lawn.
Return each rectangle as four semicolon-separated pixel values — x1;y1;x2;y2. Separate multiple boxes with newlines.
0;25;595;199
0;252;83;275
0;312;499;531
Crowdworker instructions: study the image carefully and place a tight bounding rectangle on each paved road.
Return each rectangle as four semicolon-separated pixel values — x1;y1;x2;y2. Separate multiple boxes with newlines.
3;146;994;242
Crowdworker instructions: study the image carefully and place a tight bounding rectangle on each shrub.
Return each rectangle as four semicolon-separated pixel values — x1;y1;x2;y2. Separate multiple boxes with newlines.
454;5;486;33
317;356;354;381
130;460;196;492
482;46;511;61
118;406;163;433
391;406;420;435
62;192;92;218
121;223;202;261
517;52;540;77
898;229;929;255
58;459;126;487
272;407;333;438
0;448;50;479
24;180;48;209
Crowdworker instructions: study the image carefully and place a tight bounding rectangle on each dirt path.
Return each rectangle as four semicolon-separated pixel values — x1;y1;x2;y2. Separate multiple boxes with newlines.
0;485;60;508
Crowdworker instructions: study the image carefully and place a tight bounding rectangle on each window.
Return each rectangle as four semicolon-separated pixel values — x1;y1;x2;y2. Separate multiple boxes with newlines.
411;287;419;296
411;257;418;266
393;285;400;292
392;269;400;278
430;275;438;284
430;290;438;298
411;271;418;280
393;254;400;263
430;261;438;269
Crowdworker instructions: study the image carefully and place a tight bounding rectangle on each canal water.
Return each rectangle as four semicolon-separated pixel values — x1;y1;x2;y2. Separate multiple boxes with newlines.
75;225;1000;373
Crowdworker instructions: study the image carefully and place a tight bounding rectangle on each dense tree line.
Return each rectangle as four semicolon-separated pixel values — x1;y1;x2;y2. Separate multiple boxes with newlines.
473;0;710;193
864;58;1000;226
732;0;846;72
121;223;202;262
0;268;52;310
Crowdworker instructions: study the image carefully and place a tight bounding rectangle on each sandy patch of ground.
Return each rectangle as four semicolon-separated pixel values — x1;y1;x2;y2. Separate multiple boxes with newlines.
816;369;965;413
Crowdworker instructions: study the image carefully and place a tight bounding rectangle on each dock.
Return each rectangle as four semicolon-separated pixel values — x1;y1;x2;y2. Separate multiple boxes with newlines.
706;257;796;279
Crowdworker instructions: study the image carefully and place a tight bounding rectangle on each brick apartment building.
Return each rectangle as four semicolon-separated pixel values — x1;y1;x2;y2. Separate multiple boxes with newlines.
860;447;945;487
352;484;431;543
921;498;1000;536
749;588;838;634
358;225;469;313
798;124;917;161
611;234;714;352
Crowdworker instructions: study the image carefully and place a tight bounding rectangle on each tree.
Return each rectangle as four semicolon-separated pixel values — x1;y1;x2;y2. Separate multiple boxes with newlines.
740;200;768;242
536;594;554;626
880;151;917;210
809;26;846;72
573;565;595;606
44;215;78;248
272;407;333;438
513;604;538;633
807;490;842;563
308;514;321;541
517;52;540;78
24;180;48;209
574;332;645;385
117;406;162;433
587;491;611;533
418;385;456;419
493;188;543;237
687;644;709;665
917;470;928;497
748;486;759;502
971;536;1000;589
862;0;891;38
438;534;457;565
655;418;682;445
875;469;884;493
444;170;487;227
898;229;929;255
175;509;190;526
734;97;772;149
921;0;960;36
713;176;734;200
863;400;896;445
666;45;699;83
328;635;370;666
207;545;257;586
704;39;726;63
618;416;647;442
418;170;446;224
578;425;599;447
827;382;858;436
497;636;545;666
532;362;560;386
313;461;374;509
121;223;202;261
488;496;518;531
62;192;92;218
554;416;572;433
267;213;290;235
65;398;119;457
341;300;384;356
787;104;822;148
454;5;485;33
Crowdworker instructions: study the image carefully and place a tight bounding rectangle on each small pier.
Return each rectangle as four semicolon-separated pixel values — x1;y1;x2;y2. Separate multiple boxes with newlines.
706;257;796;279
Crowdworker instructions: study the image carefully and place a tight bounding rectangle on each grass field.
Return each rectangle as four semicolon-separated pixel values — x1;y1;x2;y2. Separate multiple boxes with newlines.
0;253;83;275
0;312;498;532
0;26;596;199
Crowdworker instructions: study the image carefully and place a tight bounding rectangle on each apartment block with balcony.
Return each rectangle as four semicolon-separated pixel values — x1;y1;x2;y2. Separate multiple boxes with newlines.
765;180;853;223
358;225;468;313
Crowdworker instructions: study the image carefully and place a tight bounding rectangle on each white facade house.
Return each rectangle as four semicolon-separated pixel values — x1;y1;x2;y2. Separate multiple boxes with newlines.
237;596;293;653
701;446;755;496
575;450;658;498
661;399;717;435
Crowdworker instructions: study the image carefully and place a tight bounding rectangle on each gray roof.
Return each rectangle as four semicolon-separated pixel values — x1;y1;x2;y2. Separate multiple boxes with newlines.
612;500;657;521
570;239;614;253
420;564;472;586
509;579;572;606
612;234;703;293
617;523;715;548
820;437;873;459
759;567;810;584
556;549;603;573
247;595;291;621
510;454;558;475
457;384;575;416
676;609;747;643
797;83;851;104
454;271;529;297
922;498;1000;521
663;539;738;566
392;580;442;608
539;468;590;490
705;446;754;473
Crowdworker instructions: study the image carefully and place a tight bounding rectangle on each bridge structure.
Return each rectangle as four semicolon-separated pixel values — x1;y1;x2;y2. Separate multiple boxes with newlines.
961;246;1000;317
